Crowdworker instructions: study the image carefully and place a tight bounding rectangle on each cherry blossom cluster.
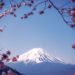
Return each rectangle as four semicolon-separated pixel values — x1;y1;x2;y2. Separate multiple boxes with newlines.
0;0;52;19
72;44;75;49
1;69;17;75
59;0;75;29
0;50;19;70
56;0;75;49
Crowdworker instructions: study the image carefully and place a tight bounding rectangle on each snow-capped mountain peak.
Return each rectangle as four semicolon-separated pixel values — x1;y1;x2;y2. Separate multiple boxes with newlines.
18;48;63;64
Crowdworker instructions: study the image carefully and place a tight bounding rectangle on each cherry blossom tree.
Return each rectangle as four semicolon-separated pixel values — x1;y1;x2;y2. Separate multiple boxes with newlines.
0;0;75;29
0;49;19;75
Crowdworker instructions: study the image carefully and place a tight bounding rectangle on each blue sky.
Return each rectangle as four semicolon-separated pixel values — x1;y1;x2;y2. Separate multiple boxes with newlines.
0;1;75;64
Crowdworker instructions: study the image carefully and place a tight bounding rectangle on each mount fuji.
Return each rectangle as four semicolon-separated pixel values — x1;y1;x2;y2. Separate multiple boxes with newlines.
7;48;75;75
18;48;64;64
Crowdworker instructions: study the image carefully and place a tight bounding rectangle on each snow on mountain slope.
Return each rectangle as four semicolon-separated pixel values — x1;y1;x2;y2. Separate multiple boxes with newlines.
18;48;64;64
